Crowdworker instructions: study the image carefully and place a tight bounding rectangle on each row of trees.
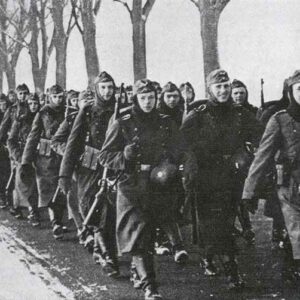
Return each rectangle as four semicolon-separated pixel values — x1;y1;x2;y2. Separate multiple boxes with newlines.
0;0;230;93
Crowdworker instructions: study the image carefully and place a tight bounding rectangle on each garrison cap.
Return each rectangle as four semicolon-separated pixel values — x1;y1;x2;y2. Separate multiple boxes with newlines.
48;84;64;95
94;71;115;84
79;89;95;101
0;93;7;102
27;93;39;102
288;70;300;87
125;85;133;92
162;81;180;94
133;79;156;96
231;79;247;90
16;83;29;93
207;69;230;86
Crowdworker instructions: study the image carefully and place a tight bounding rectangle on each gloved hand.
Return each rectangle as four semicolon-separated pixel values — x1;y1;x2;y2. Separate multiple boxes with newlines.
277;186;290;202
20;164;34;181
243;198;258;214
124;137;139;161
58;177;72;195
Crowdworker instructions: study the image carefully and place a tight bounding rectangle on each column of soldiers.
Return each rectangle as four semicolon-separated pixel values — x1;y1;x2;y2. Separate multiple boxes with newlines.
0;68;300;300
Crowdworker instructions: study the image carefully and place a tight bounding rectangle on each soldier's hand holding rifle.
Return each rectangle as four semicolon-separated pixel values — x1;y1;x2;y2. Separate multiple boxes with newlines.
124;136;139;161
58;177;72;195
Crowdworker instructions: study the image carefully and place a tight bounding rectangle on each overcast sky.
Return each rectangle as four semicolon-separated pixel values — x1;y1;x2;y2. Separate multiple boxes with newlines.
12;0;300;106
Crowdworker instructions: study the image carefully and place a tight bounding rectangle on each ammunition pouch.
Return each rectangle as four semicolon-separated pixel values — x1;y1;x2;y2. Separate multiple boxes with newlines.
80;145;100;171
38;138;52;157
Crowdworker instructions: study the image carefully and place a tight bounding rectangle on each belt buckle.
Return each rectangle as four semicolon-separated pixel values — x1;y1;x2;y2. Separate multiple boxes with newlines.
140;164;151;171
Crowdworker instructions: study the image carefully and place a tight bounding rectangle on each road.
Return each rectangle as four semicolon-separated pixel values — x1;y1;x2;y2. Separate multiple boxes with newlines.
0;202;299;300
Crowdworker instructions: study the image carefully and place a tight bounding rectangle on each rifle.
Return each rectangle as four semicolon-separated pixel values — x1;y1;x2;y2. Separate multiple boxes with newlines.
5;167;16;205
260;78;265;109
82;83;124;227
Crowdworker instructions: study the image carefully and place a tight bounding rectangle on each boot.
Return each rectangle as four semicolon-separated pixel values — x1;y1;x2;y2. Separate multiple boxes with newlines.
28;207;40;227
173;244;189;264
201;258;219;276
0;194;7;209
132;253;161;299
224;259;245;290
242;228;255;245
130;261;143;289
49;208;63;240
95;230;119;277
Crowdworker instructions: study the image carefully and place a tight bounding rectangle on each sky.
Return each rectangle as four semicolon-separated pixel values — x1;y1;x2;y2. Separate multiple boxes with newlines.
11;0;300;106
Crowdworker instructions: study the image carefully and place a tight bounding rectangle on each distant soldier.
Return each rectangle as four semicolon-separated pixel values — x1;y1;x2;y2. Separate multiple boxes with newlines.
39;93;46;107
181;69;262;290
0;84;29;209
7;93;40;223
58;72;119;277
51;90;93;245
99;79;197;300
21;84;65;239
243;70;300;283
0;94;10;208
125;85;133;103
7;90;17;105
179;82;195;116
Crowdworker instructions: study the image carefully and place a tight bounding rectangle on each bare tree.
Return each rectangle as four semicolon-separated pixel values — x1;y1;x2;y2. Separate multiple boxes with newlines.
50;0;76;89
71;0;101;87
0;0;29;90
114;0;156;82
190;0;230;88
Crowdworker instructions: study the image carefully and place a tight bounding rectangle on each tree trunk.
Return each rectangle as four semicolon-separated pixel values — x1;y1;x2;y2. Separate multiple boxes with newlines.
132;1;147;81
55;41;67;89
200;9;221;88
81;0;100;87
6;67;15;91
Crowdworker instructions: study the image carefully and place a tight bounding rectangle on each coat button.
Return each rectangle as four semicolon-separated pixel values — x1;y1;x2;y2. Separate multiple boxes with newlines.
137;154;141;158
134;128;138;132
162;143;165;147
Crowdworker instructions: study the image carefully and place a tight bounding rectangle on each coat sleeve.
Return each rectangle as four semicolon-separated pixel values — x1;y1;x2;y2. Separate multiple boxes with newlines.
0;108;11;144
51;119;71;156
59;109;86;178
7;120;21;162
242;115;281;199
21;112;42;165
98;119;127;171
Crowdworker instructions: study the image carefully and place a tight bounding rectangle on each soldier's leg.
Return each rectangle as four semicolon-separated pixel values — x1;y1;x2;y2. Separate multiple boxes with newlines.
238;201;255;244
160;222;188;264
132;251;163;300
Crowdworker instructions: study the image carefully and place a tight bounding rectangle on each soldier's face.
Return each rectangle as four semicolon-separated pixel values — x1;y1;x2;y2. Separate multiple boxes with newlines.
0;102;7;113
181;87;194;104
97;81;114;101
210;81;231;103
126;91;133;103
39;96;45;106
50;92;64;107
164;91;181;109
8;93;16;104
28;100;39;113
70;97;78;107
232;87;247;105
137;91;156;113
293;83;300;104
17;90;28;102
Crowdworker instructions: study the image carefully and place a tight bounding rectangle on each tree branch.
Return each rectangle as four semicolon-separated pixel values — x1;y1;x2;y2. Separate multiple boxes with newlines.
190;0;199;8
113;0;132;19
93;0;102;15
143;0;156;20
215;0;230;13
70;0;83;34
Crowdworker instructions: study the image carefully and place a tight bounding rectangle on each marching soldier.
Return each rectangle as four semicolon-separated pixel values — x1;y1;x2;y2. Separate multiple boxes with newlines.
0;84;29;209
99;79;197;300
21;85;66;239
243;70;300;283
51;90;94;246
7;93;40;223
58;72;119;277
181;69;262;289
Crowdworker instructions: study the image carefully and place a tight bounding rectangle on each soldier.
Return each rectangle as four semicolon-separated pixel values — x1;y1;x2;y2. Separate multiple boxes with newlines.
99;79;197;300
39;93;46;107
7;90;17;105
256;79;290;246
58;72;119;277
21;84;65;240
230;79;257;243
7;93;40;223
181;69;262;290
51;90;94;246
179;82;195;116
0;84;29;209
0;94;10;208
125;85;133;103
155;82;188;261
243;70;300;283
